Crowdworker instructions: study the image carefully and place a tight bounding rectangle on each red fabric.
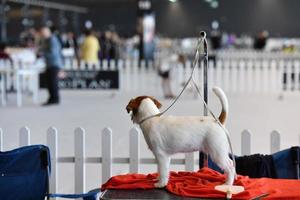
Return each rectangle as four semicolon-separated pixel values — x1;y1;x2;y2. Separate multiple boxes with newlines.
101;167;300;200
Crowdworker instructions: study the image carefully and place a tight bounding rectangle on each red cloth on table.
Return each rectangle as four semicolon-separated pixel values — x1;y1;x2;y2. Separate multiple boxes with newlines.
101;167;300;200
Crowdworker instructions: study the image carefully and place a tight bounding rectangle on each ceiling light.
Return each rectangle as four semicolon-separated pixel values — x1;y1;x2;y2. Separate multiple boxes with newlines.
211;1;219;8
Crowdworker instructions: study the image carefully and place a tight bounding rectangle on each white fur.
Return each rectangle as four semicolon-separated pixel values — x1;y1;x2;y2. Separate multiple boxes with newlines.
132;87;235;188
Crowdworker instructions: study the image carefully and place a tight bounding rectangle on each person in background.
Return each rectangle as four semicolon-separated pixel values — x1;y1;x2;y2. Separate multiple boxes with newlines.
0;43;13;92
40;26;63;106
0;43;11;60
157;43;185;99
254;31;269;50
20;28;37;48
80;29;100;65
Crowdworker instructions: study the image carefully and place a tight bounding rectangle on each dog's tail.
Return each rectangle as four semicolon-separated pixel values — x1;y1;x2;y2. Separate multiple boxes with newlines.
212;87;228;125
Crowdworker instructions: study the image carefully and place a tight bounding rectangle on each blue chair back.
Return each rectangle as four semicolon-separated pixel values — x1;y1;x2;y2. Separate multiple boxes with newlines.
0;145;50;200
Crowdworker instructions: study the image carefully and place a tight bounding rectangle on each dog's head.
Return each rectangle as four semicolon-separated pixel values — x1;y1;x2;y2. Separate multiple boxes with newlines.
126;96;162;122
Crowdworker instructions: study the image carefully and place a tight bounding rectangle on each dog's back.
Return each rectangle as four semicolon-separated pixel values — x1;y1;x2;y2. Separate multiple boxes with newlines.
150;115;229;155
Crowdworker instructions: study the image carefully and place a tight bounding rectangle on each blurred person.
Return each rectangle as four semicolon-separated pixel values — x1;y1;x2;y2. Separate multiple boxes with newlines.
64;32;78;50
98;32;105;60
40;26;63;106
157;41;185;98
65;31;79;60
0;43;13;92
254;31;269;50
80;29;100;64
102;31;113;60
282;41;296;53
20;28;37;48
227;33;237;48
50;25;64;46
0;43;11;60
210;30;222;50
110;31;120;60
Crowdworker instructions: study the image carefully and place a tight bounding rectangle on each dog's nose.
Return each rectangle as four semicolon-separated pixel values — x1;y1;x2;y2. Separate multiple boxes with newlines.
126;106;131;113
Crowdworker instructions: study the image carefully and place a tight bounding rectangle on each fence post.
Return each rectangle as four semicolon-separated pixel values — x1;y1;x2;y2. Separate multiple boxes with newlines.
80;61;85;70
129;127;140;173
47;127;58;200
231;60;237;93
241;130;251;155
16;67;22;107
215;60;222;88
133;60;138;91
19;126;30;147
208;60;215;91
246;60;253;93
74;127;86;193
294;61;300;91
125;59;130;91
223;60;230;92
270;130;280;153
102;127;112;183
0;128;3;151
270;60;277;93
286;61;292;91
0;72;6;106
140;61;146;91
110;60;116;70
278;60;284;91
87;62;93;70
118;59;124;91
238;60;245;93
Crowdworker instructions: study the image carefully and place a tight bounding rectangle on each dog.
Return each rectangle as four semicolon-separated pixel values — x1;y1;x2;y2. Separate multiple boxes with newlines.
126;87;235;188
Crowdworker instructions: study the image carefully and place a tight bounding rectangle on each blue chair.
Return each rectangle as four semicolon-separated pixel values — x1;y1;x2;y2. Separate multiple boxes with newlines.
0;145;99;200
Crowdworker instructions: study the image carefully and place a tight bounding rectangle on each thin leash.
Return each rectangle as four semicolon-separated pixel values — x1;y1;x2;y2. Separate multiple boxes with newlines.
191;77;236;169
138;33;237;169
138;36;205;124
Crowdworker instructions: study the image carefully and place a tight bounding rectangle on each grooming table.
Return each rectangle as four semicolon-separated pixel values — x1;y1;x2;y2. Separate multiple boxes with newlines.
100;189;220;200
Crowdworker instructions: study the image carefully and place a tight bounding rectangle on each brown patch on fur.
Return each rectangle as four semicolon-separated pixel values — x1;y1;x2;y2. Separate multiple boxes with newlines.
219;110;227;125
126;96;162;115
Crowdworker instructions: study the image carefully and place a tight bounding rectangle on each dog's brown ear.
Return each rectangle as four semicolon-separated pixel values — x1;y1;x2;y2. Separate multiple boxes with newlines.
126;98;139;114
126;99;134;113
150;97;162;109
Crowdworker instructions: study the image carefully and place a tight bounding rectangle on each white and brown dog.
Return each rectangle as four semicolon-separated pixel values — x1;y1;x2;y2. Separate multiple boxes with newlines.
126;87;235;188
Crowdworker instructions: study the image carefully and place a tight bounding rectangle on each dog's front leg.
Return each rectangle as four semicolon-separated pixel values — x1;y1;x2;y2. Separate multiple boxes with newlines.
154;154;170;188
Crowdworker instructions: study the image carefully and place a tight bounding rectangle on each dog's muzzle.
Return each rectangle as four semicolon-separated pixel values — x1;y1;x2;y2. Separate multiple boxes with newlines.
126;106;131;113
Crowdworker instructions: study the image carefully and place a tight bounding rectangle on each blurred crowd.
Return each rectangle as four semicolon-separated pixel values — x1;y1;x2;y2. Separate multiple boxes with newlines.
0;25;298;66
1;24;300;102
17;26;125;64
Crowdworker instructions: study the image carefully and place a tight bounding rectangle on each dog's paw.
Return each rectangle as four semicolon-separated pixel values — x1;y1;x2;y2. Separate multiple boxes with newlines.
154;178;168;188
154;182;167;188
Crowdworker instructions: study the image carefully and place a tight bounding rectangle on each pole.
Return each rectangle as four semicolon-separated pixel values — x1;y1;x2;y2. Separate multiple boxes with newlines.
199;31;209;168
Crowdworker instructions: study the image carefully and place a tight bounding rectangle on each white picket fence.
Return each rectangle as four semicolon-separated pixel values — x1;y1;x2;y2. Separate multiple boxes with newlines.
1;51;300;106
62;57;300;94
0;126;297;197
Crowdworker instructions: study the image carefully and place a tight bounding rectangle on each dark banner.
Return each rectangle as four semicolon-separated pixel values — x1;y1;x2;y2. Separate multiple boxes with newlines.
40;70;119;89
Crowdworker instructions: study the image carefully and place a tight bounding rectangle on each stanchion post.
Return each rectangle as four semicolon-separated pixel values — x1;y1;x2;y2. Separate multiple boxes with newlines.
199;31;209;168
